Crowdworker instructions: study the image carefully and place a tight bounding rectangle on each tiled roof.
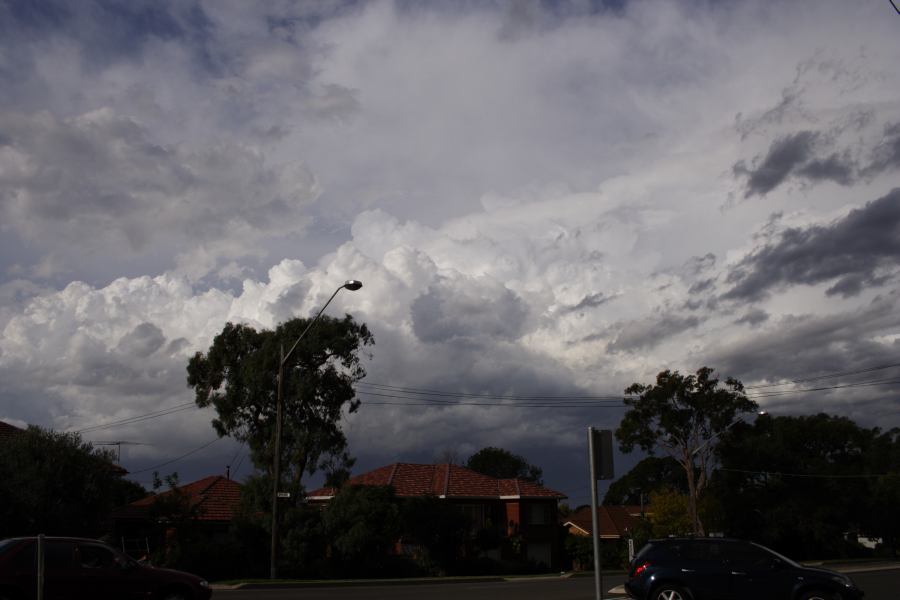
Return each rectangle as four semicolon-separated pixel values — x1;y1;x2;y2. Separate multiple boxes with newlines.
0;421;25;441
117;475;241;522
564;505;645;538
308;463;567;500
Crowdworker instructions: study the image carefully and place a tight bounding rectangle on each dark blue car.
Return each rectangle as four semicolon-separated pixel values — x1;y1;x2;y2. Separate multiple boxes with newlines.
624;537;863;600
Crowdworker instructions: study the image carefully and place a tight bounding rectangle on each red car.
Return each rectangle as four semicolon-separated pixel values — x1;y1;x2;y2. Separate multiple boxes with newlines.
0;536;212;600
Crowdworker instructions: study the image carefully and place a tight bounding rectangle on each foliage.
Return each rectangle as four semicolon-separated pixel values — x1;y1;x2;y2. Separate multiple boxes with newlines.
562;534;630;571
603;456;685;505
323;485;402;574
616;367;757;535
187;315;374;491
646;489;692;538
402;495;471;574
0;426;145;538
465;446;543;483
713;413;898;559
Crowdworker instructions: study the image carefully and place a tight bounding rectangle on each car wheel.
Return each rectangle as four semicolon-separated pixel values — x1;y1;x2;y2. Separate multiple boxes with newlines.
652;584;691;600
160;590;191;600
798;592;837;600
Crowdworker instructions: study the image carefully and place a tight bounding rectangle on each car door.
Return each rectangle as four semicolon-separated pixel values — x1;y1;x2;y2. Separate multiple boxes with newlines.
42;540;81;600
726;541;794;600
670;540;730;600
72;542;147;600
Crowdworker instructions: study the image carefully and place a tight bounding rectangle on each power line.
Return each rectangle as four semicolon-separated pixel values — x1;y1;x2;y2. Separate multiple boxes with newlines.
128;437;223;475
74;402;198;434
356;390;625;408
744;362;900;389
746;378;900;399
356;381;623;400
719;467;898;480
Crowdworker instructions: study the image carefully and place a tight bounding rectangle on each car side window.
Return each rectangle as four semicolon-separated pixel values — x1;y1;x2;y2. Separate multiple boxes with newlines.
77;544;118;570
44;541;75;571
727;542;773;567
8;542;35;571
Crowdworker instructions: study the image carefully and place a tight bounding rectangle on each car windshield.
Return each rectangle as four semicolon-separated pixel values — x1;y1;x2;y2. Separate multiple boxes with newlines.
0;539;22;556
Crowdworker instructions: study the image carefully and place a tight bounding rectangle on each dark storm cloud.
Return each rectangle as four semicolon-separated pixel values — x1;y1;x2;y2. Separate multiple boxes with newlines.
734;129;875;197
606;312;702;353
411;278;530;343
735;308;769;327
562;291;612;314
723;189;900;301
709;291;900;393
862;122;900;178
735;131;819;197
795;152;855;186
0;0;214;69
116;322;166;358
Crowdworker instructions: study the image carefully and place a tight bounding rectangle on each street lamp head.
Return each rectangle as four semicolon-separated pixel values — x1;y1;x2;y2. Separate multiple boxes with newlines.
343;279;363;291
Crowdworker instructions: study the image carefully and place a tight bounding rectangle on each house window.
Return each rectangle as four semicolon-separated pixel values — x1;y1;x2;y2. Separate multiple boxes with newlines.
528;503;551;525
459;504;486;529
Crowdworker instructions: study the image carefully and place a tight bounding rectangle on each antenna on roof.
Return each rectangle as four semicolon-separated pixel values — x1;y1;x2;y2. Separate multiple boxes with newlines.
92;441;150;463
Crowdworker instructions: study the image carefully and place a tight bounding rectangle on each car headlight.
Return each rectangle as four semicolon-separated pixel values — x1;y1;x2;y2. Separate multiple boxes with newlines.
199;580;209;588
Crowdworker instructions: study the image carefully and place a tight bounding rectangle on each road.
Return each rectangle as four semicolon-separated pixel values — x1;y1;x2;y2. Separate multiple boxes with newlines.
213;567;899;599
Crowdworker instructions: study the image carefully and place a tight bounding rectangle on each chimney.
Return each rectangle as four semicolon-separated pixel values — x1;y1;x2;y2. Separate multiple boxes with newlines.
226;465;231;480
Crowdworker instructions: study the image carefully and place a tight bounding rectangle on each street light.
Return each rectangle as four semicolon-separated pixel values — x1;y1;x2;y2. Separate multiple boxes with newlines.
270;279;362;580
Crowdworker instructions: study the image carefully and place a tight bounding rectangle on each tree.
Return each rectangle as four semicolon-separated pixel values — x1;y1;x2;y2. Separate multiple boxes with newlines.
714;413;889;558
465;447;543;483
647;489;693;538
616;367;757;535
186;315;373;496
0;426;146;537
323;485;402;575
603;456;685;506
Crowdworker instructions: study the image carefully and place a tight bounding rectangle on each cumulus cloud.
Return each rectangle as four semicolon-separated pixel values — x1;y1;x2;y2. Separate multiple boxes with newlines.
3;0;900;495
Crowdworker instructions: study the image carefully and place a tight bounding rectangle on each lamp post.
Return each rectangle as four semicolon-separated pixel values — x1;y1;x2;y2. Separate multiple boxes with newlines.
270;279;362;580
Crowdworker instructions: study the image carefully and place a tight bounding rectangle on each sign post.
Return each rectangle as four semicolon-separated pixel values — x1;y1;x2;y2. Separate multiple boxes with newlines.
588;428;615;600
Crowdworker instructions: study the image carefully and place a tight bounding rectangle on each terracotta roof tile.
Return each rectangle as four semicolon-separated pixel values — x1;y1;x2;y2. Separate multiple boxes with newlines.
308;463;567;500
120;475;241;522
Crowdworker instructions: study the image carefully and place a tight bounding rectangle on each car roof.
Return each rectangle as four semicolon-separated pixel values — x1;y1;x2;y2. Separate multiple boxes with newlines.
2;537;107;543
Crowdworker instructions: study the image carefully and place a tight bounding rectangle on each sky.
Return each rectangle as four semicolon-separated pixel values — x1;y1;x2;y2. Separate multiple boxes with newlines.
1;0;899;505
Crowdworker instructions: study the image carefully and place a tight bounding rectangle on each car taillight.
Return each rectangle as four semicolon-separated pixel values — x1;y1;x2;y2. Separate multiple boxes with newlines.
631;561;650;578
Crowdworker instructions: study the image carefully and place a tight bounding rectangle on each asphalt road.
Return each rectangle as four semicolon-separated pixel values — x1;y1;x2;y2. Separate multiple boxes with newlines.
214;568;900;600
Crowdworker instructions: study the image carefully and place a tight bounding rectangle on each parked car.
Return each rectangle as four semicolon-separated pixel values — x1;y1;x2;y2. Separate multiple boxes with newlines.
0;536;212;600
624;537;863;600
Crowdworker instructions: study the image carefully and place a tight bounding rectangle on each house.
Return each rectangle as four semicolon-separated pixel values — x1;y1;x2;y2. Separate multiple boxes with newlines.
563;505;645;539
307;462;567;568
111;475;242;558
0;420;25;442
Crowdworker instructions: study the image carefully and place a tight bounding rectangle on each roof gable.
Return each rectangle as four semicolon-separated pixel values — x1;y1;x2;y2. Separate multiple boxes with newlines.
564;505;645;538
0;421;25;441
123;475;241;522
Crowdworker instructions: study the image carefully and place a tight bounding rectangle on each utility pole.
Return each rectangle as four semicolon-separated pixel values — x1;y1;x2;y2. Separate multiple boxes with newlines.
588;427;615;600
269;280;362;580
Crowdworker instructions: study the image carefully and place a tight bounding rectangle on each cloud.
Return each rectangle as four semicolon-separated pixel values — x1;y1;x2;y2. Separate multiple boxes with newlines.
723;189;900;301
2;0;900;494
606;312;702;354
735;131;820;197
0;109;320;280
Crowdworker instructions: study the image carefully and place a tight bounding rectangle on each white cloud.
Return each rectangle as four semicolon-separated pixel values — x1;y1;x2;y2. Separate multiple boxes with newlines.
2;0;900;491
